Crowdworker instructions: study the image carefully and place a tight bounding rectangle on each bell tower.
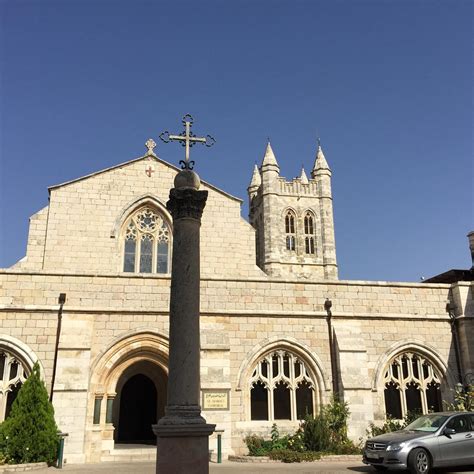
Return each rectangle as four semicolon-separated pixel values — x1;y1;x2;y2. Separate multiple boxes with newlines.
248;141;338;280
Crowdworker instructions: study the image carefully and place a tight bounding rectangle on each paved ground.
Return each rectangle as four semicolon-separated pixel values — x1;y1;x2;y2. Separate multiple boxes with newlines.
29;460;474;474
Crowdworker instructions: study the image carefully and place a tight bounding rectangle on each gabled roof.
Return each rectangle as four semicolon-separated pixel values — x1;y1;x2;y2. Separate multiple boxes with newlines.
48;152;243;203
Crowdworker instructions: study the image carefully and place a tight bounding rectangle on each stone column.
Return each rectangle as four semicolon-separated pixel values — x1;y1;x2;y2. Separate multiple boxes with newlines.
153;169;215;474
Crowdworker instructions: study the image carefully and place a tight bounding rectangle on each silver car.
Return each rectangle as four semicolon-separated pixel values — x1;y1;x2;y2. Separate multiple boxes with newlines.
363;412;474;473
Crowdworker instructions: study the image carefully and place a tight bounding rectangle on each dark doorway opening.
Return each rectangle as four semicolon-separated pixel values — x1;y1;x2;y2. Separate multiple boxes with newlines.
117;374;157;444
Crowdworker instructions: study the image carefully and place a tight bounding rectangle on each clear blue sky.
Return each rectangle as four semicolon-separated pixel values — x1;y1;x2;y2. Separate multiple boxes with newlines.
1;0;472;281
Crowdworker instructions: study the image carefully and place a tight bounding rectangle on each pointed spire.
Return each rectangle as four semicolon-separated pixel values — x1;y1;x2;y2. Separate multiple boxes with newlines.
261;141;279;168
248;163;261;189
311;140;331;178
300;166;309;184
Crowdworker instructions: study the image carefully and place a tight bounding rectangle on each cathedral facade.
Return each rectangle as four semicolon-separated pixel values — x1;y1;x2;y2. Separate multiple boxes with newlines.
0;141;472;463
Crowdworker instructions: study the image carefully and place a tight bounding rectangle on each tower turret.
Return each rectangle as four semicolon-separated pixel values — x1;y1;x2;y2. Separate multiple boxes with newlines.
311;143;337;278
300;167;309;185
311;143;331;178
247;164;261;199
260;141;280;190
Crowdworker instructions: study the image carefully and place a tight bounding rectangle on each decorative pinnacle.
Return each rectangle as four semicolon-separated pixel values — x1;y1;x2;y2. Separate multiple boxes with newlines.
159;114;216;170
145;138;156;154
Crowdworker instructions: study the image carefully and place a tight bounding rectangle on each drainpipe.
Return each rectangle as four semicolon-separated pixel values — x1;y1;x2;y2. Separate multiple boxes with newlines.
50;293;66;402
446;295;463;385
324;298;339;398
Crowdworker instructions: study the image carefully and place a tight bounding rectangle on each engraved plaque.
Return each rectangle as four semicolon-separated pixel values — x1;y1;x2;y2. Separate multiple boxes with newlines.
202;389;229;411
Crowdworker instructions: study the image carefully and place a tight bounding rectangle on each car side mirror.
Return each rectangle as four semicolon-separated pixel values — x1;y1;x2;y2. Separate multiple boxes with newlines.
444;428;456;437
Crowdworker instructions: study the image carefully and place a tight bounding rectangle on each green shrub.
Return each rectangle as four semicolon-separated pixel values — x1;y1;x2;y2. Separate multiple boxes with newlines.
329;440;362;454
323;396;350;446
244;434;273;456
0;363;58;465
287;427;306;452
366;416;403;437
444;384;473;412
268;449;320;463
367;410;425;438
403;409;422;426
244;425;289;456
302;396;359;454
270;424;288;450
302;413;330;451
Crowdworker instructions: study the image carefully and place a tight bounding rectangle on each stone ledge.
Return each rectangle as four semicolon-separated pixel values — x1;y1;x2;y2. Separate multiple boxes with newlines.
228;454;362;463
228;455;277;463
320;454;362;461
0;462;48;473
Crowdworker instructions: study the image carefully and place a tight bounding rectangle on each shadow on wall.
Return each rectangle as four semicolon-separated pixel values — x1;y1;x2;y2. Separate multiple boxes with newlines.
333;332;343;401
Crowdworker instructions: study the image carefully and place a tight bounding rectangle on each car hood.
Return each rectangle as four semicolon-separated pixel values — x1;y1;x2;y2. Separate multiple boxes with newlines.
369;430;432;444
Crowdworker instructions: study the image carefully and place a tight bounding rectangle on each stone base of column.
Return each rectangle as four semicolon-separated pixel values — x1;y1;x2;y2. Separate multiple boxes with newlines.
153;423;216;474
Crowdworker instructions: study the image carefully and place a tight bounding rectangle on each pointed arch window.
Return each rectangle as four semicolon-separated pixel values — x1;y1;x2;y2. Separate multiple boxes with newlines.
304;211;315;255
383;352;442;419
285;211;296;251
122;206;171;274
0;351;29;422
250;350;315;421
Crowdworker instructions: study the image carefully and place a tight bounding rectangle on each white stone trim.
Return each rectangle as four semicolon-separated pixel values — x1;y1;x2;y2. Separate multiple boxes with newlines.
372;339;454;392
110;194;172;239
0;335;44;422
236;336;329;393
0;334;44;377
89;329;169;393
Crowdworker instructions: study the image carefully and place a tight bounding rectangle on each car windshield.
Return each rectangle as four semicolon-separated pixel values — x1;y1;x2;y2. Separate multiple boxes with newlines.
404;414;449;432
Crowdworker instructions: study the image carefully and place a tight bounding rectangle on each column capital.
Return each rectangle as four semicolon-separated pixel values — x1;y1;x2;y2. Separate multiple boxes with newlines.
167;188;208;221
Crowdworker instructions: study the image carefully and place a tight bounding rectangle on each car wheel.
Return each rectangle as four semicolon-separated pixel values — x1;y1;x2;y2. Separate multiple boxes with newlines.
408;448;431;474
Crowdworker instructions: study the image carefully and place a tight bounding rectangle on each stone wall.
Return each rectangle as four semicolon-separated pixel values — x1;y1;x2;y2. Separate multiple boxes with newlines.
17;155;263;279
2;269;470;459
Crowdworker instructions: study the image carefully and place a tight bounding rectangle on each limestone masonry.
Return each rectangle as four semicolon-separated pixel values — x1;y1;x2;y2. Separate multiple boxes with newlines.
0;141;472;463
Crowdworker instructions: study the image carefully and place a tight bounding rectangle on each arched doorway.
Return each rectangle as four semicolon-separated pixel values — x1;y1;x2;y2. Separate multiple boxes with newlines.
87;330;170;460
118;374;157;443
113;360;167;445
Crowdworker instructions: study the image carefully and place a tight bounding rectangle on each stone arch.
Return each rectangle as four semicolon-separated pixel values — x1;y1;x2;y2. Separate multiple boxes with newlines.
110;194;172;239
302;208;318;255
0;334;44;377
372;339;454;392
281;206;298;218
90;329;169;393
112;196;172;274
88;330;169;448
0;335;44;422
237;337;329;421
237;337;328;391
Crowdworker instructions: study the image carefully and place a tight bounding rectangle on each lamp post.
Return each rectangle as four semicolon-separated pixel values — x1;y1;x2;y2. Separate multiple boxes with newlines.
324;298;339;397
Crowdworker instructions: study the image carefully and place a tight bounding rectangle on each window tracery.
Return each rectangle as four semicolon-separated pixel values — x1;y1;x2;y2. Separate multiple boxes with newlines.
0;351;28;422
250;350;315;421
122;206;171;274
383;352;441;419
285;211;296;251
303;211;315;254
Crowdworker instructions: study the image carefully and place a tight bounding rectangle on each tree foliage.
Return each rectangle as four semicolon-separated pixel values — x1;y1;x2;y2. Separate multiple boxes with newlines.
444;384;474;412
0;362;58;464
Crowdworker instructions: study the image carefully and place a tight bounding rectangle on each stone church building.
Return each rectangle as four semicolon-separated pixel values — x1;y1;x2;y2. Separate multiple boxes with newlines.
0;140;472;464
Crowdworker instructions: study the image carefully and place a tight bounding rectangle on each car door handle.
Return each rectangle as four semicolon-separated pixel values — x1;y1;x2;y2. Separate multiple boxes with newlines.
465;433;472;438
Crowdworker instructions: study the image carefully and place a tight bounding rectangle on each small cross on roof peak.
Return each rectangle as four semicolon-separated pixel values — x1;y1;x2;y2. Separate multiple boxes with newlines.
145;138;157;155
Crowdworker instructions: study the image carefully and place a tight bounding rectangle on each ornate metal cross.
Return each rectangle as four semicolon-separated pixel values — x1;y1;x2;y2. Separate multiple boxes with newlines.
159;114;215;170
